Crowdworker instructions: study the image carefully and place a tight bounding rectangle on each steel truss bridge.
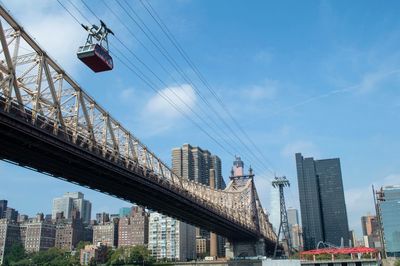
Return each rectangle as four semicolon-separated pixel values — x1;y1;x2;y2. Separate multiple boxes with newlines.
0;5;277;252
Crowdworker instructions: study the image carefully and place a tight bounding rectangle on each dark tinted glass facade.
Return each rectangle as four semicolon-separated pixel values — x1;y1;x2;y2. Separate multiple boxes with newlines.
296;153;349;250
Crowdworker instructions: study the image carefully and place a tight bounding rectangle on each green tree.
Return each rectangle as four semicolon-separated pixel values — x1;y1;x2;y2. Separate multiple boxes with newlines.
3;243;26;264
107;247;124;265
128;245;154;265
27;248;75;266
71;240;91;265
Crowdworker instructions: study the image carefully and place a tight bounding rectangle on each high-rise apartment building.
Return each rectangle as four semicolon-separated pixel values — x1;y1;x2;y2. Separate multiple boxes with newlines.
52;192;92;224
93;219;118;248
172;144;223;189
118;206;149;247
55;210;84;251
295;153;349;250
0;219;20;265
377;185;400;257
172;144;225;258
20;213;56;252
148;212;196;261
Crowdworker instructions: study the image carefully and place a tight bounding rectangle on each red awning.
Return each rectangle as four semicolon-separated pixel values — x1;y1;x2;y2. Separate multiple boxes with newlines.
300;247;378;255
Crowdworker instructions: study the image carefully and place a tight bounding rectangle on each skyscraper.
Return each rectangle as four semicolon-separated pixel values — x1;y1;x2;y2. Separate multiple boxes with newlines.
172;144;225;258
172;144;224;189
377;185;400;257
0;200;7;219
295;153;349;250
287;208;299;228
52;192;92;224
287;208;302;249
118;207;131;218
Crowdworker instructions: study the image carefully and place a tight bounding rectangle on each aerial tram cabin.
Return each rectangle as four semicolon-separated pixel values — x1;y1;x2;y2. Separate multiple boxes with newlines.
77;20;114;73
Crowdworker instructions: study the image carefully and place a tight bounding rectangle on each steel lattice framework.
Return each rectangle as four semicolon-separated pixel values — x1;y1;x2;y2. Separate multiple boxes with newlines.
0;5;276;244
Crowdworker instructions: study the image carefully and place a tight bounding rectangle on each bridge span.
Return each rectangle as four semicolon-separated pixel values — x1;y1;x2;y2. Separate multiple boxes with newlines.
0;5;277;255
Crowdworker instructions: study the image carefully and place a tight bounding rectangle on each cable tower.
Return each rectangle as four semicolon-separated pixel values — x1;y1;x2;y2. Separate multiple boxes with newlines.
272;176;292;258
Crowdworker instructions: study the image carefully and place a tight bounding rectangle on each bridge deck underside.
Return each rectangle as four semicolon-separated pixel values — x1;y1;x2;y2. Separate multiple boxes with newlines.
0;100;274;249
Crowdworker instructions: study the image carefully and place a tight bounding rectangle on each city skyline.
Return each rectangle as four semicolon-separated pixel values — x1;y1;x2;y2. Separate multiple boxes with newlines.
0;0;400;241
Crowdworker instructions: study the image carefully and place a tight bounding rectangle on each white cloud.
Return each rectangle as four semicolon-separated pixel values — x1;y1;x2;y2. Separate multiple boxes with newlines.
345;186;374;232
281;140;320;159
140;84;196;134
144;84;196;119
3;0;87;74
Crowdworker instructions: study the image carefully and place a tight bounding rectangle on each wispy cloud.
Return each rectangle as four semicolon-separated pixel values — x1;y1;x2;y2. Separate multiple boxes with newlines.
244;79;278;101
118;88;136;103
356;69;400;93
140;84;196;134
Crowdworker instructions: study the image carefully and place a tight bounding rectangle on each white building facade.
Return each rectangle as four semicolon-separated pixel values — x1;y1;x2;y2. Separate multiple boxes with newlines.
148;212;195;261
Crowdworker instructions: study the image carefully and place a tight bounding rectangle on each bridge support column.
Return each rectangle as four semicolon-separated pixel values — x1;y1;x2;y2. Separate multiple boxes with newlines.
225;238;266;258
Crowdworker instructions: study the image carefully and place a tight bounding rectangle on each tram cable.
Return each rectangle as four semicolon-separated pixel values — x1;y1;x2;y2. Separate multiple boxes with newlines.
139;0;277;174
113;0;276;176
58;0;276;178
81;0;273;175
57;0;240;159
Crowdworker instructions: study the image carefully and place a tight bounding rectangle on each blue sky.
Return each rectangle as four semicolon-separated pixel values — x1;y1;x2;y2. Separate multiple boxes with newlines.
1;0;400;238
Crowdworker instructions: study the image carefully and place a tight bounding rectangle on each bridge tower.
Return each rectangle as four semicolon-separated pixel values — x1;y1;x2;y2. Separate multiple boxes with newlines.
272;176;292;258
225;161;274;258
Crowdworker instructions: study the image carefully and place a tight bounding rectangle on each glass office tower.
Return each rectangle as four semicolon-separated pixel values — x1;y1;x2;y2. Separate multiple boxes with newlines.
296;153;349;250
379;185;400;257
